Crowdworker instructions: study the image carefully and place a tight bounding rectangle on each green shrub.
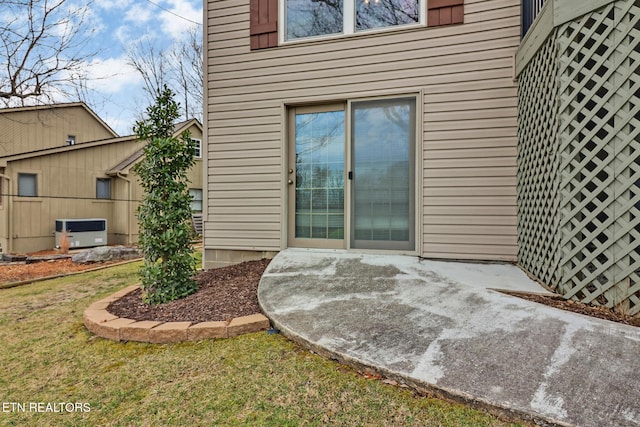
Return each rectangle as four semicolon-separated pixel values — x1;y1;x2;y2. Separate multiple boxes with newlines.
134;85;197;304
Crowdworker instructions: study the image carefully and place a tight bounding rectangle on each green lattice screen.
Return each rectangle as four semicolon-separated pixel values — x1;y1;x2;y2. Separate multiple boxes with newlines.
518;32;561;287
518;0;640;315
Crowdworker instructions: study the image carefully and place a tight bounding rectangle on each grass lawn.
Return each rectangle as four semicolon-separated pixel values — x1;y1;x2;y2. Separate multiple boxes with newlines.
0;260;528;426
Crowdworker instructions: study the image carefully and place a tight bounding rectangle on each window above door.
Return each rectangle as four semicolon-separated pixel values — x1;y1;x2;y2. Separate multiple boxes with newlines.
250;0;463;49
284;0;423;41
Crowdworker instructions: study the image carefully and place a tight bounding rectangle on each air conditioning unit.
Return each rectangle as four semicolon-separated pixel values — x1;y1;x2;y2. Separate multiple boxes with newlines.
55;219;107;249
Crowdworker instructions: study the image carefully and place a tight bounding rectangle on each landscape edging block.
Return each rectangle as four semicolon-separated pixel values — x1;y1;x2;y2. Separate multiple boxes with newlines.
227;314;270;338
148;322;192;344
119;321;164;342
187;321;228;340
83;286;270;343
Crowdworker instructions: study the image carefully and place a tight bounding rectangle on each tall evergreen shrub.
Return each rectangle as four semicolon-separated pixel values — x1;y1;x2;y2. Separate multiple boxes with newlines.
134;86;197;304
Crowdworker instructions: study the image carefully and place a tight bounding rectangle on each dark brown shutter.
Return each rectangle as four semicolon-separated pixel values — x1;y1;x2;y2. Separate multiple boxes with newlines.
250;0;278;50
428;0;464;27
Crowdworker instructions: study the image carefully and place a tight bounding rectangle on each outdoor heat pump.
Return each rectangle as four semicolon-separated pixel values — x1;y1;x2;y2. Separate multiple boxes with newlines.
55;218;107;249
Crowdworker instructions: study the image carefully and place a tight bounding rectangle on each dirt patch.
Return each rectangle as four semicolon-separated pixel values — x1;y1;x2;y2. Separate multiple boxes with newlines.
506;292;640;327
0;259;122;284
107;259;271;323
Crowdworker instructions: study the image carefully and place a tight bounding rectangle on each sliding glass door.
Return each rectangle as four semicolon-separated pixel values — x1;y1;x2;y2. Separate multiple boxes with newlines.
288;97;415;251
288;104;346;249
351;98;415;250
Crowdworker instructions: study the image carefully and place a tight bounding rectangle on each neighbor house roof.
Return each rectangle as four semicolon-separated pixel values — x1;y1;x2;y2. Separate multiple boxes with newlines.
0;102;119;138
174;118;202;135
106;149;144;176
0;115;202;172
0;135;138;166
107;119;203;176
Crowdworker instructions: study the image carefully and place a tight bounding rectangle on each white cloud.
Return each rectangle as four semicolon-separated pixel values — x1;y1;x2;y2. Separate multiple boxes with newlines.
158;0;202;39
100;112;135;136
83;8;107;37
124;4;154;23
113;25;135;46
84;57;142;94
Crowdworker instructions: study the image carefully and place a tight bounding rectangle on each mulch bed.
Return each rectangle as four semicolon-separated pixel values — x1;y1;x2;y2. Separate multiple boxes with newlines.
107;259;271;323
107;256;640;328
506;292;640;327
9;250;638;329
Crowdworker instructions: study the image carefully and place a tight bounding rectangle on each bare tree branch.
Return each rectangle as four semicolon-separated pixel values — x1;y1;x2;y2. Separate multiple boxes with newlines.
127;36;170;102
127;26;203;122
169;27;203;120
0;0;97;104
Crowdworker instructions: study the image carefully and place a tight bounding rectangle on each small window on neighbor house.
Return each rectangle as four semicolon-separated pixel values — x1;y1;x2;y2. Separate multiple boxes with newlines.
189;188;203;212
96;178;111;199
17;173;37;197
192;139;202;158
66;135;76;146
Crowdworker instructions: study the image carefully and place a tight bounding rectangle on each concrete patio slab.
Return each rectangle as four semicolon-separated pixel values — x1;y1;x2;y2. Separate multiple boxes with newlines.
258;249;640;427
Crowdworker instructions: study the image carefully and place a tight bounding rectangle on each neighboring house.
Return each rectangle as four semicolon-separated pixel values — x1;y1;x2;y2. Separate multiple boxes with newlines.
203;0;521;268
205;0;640;314
0;103;203;253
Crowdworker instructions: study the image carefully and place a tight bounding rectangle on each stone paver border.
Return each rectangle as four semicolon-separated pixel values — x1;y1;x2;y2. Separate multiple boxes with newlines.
83;285;271;343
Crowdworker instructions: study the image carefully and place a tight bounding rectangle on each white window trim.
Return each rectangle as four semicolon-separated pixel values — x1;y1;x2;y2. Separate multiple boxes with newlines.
279;0;426;44
192;138;202;158
189;188;203;212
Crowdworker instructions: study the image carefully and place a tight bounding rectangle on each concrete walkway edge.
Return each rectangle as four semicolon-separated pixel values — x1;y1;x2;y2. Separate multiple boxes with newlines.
258;249;640;427
264;309;571;427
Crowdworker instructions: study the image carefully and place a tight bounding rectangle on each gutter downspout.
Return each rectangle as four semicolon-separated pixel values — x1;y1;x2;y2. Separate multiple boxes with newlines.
116;173;132;245
0;173;13;253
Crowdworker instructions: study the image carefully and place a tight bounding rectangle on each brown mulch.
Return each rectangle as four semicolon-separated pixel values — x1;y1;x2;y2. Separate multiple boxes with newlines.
506;292;640;327
0;259;122;284
107;256;640;328
107;259;271;323
5;251;639;329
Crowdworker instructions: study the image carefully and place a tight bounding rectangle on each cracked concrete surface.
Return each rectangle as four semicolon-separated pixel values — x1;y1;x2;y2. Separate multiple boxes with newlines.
258;249;640;427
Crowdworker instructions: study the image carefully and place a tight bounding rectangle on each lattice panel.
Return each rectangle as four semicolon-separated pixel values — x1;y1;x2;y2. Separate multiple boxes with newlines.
517;32;562;289
518;0;640;316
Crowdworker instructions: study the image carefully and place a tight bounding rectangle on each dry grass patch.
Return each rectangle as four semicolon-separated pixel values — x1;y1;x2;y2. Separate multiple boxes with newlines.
0;261;528;426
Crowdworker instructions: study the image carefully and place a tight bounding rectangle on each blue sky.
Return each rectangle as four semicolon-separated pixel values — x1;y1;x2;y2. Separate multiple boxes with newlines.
80;0;203;135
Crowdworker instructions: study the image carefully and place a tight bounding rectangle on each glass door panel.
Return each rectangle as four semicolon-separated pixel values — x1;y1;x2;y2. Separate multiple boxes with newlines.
351;98;415;250
288;106;346;248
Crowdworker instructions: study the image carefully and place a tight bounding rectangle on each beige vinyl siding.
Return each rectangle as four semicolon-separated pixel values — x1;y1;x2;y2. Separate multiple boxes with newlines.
206;0;520;259
423;73;518;259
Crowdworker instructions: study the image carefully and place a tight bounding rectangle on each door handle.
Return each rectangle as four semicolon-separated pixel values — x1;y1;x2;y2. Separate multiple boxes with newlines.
288;179;294;185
